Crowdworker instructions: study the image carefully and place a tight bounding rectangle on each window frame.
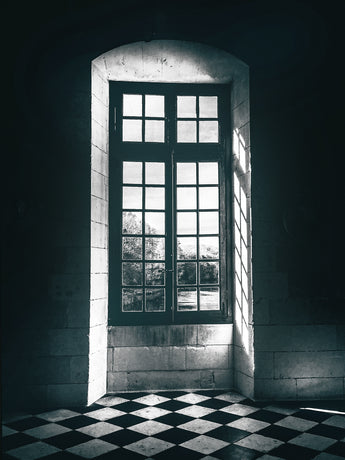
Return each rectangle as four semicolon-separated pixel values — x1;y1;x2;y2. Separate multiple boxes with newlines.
108;82;232;325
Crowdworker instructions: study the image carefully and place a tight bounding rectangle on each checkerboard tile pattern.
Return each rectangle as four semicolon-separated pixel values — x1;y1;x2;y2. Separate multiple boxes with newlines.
2;390;345;459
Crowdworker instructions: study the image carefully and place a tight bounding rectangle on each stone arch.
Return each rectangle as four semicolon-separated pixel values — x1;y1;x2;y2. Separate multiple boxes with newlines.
89;40;253;404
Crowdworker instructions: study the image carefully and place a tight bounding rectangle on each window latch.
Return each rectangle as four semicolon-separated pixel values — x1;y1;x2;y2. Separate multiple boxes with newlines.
164;268;174;272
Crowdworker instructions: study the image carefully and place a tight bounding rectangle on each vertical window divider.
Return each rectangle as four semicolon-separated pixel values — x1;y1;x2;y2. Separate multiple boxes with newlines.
196;161;200;311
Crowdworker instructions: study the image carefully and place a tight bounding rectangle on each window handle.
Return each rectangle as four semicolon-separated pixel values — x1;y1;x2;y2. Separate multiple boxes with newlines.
164;268;174;272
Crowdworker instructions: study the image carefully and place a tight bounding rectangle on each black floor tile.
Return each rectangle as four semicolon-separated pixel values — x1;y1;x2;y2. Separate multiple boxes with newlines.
44;431;93;449
325;440;345;456
58;416;96;429
155;412;194;427
214;443;260;459
247;409;286;424
207;425;251;443
155;399;189;411
100;429;146;446
155;391;188;399
308;423;345;440
256;424;301;441
107;414;146;428
154;445;203;460
154;427;198;444
112;401;146;413
294;408;333;422
194;389;229;397
196;398;231;410
200;410;240;424
98;447;145;459
1;433;37;451
112;392;149;400
6;417;48;431
269;443;318;459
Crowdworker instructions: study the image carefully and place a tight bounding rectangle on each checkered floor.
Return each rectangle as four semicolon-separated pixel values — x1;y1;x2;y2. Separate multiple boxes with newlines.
2;390;345;459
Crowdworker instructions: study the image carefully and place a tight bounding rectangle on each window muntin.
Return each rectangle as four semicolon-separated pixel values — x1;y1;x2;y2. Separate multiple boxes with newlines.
110;82;230;325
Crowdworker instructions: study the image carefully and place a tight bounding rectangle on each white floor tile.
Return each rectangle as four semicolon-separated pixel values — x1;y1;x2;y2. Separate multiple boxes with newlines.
322;415;345;429
220;403;259;416
85;407;126;420
174;393;211;404
313;453;345;460
77;422;123;437
235;434;284;453
96;396;129;406
214;392;246;403
180;434;229;455
133;394;170;406
7;441;61;460
176;405;215;418
257;455;285;459
2;425;18;437
289;433;337;451
128;420;172;436
131;406;171;420
264;405;298;416
178;419;221;434
67;439;118;458
275;415;318;431
24;423;71;439
36;409;80;422
125;436;174;456
227;416;270;432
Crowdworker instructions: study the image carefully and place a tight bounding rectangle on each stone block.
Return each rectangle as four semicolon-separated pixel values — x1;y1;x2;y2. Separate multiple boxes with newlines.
253;297;270;325
91;248;108;274
91;66;108;107
90;273;108;301
234;345;255;377
89;324;107;354
91;119;107;152
47;383;88;408
49;247;90;275
252;245;276;272
232;99;250;130
67;300;90;328
253;272;288;301
107;371;129;392
91;145;108;177
255;325;337;352
274;351;345;379
197;324;233;345
92;95;108;129
337;325;345;350
113;346;186;371
255;378;297;400
90;299;107;327
126;370;201;391
89;349;107;383
254;352;274;379
91;222;108;249
213;370;233;389
186;345;229;370
231;76;250;110
48;328;89;356
91;171;108;201
50;274;90;301
70;356;89;383
296;378;344;399
88;376;107;405
91;196;108;225
234;370;254;399
107;348;113;373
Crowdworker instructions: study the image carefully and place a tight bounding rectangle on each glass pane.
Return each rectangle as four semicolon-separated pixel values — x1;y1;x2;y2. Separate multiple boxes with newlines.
145;288;165;312
145;187;165;210
145;212;165;234
122;288;143;312
199;121;218;143
145;237;165;260
177;121;197;143
199;237;219;259
145;162;165;185
122;262;142;285
199;96;218;118
200;288;219;310
123;94;142;116
122;211;142;234
199;187;219;209
177;288;197;311
123;186;142;209
145;120;165;143
123;119;142;142
200;262;219;284
177;96;196;118
199;211;219;234
199;162;218;184
177;212;197;235
145;263;165;285
145;95;164;117
122;237;142;259
177;187;196;210
177;262;197;285
123;162;142;184
176;163;196;184
177;237;197;260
